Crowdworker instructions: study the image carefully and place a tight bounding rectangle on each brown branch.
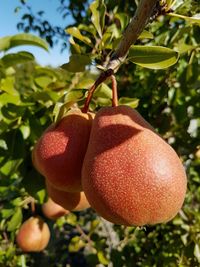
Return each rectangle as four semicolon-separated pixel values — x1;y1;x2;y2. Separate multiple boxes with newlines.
82;0;158;110
107;0;158;71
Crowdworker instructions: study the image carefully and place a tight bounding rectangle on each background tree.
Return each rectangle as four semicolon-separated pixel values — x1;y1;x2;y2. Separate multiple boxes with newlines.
0;0;200;266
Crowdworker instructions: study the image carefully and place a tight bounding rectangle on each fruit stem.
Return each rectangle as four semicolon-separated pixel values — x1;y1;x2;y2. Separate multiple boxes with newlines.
111;75;118;107
31;199;36;214
82;69;114;113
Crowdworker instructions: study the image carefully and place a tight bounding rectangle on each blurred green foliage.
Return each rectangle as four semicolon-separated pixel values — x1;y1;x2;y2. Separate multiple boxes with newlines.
0;0;200;266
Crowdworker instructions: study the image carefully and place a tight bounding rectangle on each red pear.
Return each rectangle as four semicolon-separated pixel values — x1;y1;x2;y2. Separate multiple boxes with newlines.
46;180;90;211
16;216;50;252
42;198;70;220
82;105;187;226
32;108;94;192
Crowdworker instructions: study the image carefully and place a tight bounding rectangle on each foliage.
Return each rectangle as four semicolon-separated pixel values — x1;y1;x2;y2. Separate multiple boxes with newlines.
0;0;200;266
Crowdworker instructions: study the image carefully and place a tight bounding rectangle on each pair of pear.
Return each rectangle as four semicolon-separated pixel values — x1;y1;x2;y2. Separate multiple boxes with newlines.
33;105;187;226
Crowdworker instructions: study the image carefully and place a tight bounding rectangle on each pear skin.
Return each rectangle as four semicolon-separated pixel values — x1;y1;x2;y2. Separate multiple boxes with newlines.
82;105;187;226
42;198;70;220
32;109;94;192
46;180;90;211
16;216;50;252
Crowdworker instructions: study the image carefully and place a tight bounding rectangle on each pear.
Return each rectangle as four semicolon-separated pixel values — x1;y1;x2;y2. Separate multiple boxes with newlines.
16;216;50;252
32;109;94;192
46;180;90;211
42;198;70;220
82;105;187;226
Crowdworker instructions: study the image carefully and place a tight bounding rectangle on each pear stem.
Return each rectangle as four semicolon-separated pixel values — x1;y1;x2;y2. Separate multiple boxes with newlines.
111;75;118;107
31;199;36;214
82;69;114;113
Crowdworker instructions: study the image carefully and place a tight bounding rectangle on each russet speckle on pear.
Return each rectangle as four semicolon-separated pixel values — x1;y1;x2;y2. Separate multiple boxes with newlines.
82;105;187;226
32;109;94;192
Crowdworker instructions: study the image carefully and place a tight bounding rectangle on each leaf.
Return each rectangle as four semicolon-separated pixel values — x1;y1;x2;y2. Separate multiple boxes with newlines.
7;207;22;231
115;13;129;31
22;169;46;202
128;45;179;69
0;33;49;52
138;30;154;40
1;51;34;67
34;76;53;88
175;42;196;54
66;27;92;46
97;251;109;265
118;97;139;108
64;90;84;103
168;12;200;25
0;93;21;106
68;236;85;252
194;244;200;263
61;54;91;73
74;78;94;89
94;83;112;98
90;0;106;37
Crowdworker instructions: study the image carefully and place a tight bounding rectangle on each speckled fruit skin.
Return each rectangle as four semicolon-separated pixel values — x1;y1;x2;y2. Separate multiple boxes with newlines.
82;105;187;226
46;180;90;211
32;109;94;192
16;216;50;252
42;198;70;220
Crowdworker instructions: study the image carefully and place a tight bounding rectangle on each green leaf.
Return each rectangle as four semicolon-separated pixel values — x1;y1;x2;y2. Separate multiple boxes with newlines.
68;236;85;252
118;97;139;108
64;90;84;103
94;83;112;98
138;30;154;40
97;251;109;265
22;169;46;202
128;45;179;69
61;54;91;73
90;0;106;38
175;42;196;54
194;244;200;263
115;13;129;31
0;33;49;52
7;207;22;231
66;27;92;46
0;93;21;106
168;13;200;25
1;51;35;67
34;76;53;88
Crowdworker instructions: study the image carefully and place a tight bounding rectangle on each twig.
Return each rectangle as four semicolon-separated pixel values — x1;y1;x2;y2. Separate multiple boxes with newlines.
81;69;114;113
76;224;94;250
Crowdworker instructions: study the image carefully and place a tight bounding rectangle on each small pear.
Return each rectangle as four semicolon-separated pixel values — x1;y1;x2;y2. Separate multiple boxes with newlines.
82;105;187;226
16;216;50;252
32;109;94;192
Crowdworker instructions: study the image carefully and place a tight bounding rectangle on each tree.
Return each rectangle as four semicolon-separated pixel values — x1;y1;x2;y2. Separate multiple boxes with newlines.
0;0;200;266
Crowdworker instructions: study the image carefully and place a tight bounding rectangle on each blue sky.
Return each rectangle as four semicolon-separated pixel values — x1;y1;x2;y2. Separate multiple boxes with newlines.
0;0;73;66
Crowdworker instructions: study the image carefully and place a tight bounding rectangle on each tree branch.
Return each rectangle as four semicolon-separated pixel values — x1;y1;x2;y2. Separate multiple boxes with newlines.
107;0;158;71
